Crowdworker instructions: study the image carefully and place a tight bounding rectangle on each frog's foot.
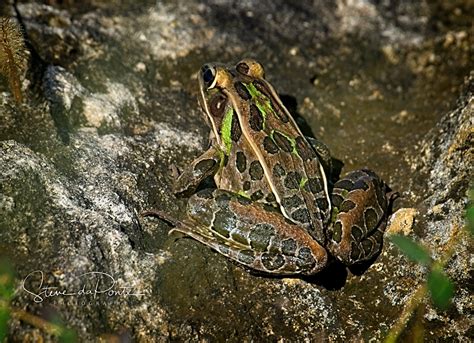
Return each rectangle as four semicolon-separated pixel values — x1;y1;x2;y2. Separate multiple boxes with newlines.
173;146;221;197
326;169;391;265
170;189;328;276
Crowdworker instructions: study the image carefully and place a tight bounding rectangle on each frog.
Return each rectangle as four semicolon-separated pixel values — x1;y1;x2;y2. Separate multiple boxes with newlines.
147;59;392;276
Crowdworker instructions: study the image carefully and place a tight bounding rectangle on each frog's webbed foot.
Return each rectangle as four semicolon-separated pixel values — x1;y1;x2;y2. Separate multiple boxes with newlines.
326;169;391;265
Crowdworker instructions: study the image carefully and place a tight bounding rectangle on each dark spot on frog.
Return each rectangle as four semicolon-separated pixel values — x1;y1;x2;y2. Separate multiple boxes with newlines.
295;136;315;160
252;80;269;96
231;114;242;142
282;194;304;209
335;179;354;192
249;160;264;180
281;238;297;256
291;208;311;224
243;181;251;191
251;190;264;201
222;154;229;167
351;225;363;241
353;179;369;191
265;193;276;203
331;221;342;243
235;81;251;100
331;193;344;208
296;247;316;269
194;159;217;176
273;131;293;153
350;242;362;261
284;171;301;189
364;207;379;230
236;151;247;173
209;93;227;118
274;103;290;123
215;192;232;208
272;163;286;178
340;199;356;213
212;210;235;238
263;136;279;154
237;250;255;265
231;229;249;245
315;197;329;213
308;177;323;194
249;104;264;131
261;253;285;270
361;239;374;257
249;223;275;251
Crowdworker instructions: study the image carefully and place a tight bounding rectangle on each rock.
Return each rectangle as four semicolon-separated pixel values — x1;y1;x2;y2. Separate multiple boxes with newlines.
387;208;418;235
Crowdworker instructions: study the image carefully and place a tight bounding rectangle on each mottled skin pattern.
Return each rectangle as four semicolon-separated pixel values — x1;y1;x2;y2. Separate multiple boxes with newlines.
155;59;392;276
170;189;328;275
328;169;389;265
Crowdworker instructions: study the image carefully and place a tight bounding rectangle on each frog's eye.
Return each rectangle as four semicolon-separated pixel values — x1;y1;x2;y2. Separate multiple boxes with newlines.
236;59;265;79
201;64;217;89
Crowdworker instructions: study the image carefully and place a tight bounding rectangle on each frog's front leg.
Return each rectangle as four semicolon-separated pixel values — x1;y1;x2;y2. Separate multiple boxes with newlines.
326;169;391;265
168;189;328;276
173;146;222;196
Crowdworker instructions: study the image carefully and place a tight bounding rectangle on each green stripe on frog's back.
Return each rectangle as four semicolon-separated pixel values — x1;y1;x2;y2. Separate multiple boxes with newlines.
220;107;234;155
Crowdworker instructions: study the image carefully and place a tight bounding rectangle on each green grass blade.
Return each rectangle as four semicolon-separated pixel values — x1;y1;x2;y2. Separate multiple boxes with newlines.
427;268;454;310
389;234;432;266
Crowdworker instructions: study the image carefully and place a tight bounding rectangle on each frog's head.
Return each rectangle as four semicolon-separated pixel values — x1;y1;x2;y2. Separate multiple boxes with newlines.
197;59;267;153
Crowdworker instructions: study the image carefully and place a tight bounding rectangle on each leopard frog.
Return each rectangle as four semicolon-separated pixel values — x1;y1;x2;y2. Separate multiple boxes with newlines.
153;59;391;276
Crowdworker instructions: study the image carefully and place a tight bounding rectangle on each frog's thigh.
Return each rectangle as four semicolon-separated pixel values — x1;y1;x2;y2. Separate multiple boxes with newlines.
327;170;388;265
173;190;328;276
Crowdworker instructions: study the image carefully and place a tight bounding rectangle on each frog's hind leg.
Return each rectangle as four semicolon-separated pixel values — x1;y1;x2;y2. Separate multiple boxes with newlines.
327;169;391;265
160;189;328;276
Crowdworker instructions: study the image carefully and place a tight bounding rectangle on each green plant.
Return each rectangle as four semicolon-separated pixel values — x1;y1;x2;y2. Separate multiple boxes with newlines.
385;188;473;342
389;234;454;310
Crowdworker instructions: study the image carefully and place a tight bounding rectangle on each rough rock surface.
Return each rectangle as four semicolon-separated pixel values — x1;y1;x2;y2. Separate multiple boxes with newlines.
0;0;472;341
